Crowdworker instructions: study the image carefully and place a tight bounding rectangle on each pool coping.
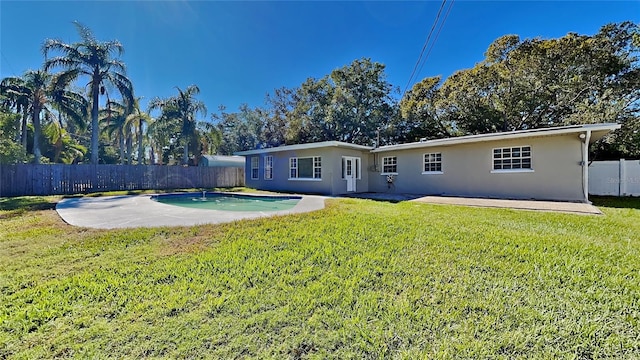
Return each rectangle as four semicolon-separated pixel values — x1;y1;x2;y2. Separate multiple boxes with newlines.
55;192;327;229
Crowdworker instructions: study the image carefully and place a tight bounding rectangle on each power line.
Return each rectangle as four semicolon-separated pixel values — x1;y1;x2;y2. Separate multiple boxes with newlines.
403;0;456;98
0;50;19;76
403;0;448;97
416;0;455;79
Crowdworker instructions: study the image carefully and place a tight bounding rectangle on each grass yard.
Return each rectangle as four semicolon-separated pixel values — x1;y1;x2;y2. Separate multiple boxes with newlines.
1;194;639;359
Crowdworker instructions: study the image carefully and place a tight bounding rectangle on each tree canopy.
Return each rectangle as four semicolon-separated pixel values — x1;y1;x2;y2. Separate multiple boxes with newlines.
400;21;640;158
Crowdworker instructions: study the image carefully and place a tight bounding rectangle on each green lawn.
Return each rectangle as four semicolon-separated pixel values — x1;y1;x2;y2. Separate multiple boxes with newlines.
1;194;639;358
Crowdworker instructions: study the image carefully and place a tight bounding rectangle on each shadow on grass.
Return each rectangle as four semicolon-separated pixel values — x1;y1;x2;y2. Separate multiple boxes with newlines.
591;196;640;209
0;196;58;219
339;192;425;204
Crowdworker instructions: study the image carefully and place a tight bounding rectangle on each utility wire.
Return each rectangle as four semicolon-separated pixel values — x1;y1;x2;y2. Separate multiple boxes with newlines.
402;0;448;98
0;50;19;76
416;0;455;78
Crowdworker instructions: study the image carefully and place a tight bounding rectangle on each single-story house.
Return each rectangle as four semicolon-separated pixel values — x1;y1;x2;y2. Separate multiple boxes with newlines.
235;123;620;202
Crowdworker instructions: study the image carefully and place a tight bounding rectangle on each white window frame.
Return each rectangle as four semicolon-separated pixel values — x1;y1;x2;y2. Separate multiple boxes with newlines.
422;152;443;175
381;156;398;175
251;156;259;180
491;145;534;173
289;156;322;181
264;155;273;180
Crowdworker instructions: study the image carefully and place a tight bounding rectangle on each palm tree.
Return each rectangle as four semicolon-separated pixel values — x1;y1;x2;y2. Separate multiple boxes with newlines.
99;100;129;164
0;70;87;163
1;76;31;151
43;121;87;163
148;85;207;165
43;21;133;164
146;115;178;165
125;98;151;165
198;121;222;156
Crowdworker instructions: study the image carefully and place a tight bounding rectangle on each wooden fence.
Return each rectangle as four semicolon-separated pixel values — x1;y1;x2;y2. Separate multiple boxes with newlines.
0;164;245;197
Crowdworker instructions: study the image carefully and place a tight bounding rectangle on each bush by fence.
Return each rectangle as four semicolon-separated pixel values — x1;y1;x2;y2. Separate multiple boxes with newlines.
589;159;640;196
0;164;245;197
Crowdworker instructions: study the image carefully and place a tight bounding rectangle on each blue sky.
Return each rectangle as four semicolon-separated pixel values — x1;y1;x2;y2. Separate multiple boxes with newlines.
1;1;638;118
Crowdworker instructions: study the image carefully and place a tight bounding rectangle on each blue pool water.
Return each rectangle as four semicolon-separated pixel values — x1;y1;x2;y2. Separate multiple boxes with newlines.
151;192;301;211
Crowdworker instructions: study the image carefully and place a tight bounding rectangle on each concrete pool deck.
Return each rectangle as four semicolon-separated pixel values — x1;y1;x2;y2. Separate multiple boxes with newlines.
56;193;327;229
56;192;602;229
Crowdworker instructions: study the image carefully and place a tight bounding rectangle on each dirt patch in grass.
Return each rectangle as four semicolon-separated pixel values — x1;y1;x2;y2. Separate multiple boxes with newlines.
153;225;227;256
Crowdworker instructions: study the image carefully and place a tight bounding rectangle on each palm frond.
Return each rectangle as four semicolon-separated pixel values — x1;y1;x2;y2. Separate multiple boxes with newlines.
43;56;83;72
50;69;80;89
72;21;97;46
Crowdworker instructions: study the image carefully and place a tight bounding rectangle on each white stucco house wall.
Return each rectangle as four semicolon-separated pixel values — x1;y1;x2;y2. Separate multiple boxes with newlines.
236;123;620;202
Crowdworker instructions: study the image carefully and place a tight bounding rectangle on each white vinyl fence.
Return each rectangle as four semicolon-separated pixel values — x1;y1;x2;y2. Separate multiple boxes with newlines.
589;159;640;196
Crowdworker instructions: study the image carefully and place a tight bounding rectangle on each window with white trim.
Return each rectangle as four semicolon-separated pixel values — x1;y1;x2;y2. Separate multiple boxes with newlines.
251;156;259;179
289;156;321;179
423;153;442;173
493;146;531;170
264;156;273;180
382;156;397;174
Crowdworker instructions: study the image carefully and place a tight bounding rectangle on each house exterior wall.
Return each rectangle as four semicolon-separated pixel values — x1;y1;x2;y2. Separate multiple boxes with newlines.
327;148;370;195
243;147;370;195
369;133;585;201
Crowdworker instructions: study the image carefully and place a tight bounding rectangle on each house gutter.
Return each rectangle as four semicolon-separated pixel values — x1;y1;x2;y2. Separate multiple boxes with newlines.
581;130;592;203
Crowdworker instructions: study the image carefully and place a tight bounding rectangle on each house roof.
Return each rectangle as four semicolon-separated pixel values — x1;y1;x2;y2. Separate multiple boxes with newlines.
371;123;621;153
234;141;373;155
201;155;245;161
233;123;620;156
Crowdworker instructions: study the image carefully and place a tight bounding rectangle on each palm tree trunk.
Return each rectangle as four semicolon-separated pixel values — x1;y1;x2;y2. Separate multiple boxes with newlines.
90;79;100;164
53;140;62;163
32;106;42;164
183;139;189;165
138;122;144;165
150;145;157;165
21;108;28;151
126;133;133;164
119;134;125;165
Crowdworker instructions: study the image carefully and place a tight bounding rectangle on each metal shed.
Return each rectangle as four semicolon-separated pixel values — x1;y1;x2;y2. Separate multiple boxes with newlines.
199;155;245;168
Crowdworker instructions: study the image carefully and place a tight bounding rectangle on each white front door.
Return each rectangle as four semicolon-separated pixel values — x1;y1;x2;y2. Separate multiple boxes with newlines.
344;157;357;192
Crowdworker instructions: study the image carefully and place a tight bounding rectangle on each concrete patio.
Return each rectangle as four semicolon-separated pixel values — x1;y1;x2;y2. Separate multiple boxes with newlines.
344;193;602;215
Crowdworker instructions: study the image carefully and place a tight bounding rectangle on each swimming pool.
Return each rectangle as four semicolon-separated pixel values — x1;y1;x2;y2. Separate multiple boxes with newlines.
151;192;302;211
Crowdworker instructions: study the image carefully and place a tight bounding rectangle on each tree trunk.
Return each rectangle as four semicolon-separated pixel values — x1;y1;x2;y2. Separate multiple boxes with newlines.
53;140;62;164
21;108;28;151
150;145;156;165
126;133;133;164
90;76;100;164
119;134;125;165
32;105;42;164
138;122;144;165
183;138;189;165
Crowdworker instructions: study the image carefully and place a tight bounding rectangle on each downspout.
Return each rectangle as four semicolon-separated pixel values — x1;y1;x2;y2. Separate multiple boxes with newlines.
581;130;591;203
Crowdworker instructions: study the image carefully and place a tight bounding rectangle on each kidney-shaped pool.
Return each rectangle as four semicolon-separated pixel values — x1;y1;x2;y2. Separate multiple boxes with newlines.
151;192;301;212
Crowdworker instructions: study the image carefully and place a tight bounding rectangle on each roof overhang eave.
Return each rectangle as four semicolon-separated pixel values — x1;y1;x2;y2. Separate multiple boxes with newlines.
371;123;621;153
